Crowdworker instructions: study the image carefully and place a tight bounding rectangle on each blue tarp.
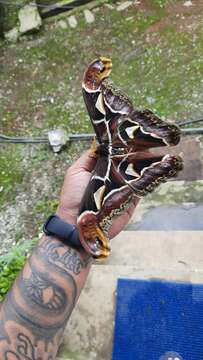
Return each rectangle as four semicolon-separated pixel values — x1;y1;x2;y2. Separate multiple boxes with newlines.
112;279;203;360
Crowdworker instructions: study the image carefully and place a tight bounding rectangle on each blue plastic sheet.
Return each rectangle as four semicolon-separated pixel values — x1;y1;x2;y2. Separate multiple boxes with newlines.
112;279;203;360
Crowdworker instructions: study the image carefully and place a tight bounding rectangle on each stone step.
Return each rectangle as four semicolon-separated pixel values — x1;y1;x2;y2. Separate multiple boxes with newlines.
152;136;203;181
126;180;203;230
105;231;203;268
57;231;203;360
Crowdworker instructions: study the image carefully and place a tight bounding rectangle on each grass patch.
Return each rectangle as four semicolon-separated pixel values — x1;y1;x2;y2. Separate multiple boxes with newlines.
0;238;37;302
34;195;59;229
1;2;203;137
0;145;25;206
152;0;170;7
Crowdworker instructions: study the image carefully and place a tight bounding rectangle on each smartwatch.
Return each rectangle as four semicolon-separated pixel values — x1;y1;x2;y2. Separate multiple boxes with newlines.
43;214;82;249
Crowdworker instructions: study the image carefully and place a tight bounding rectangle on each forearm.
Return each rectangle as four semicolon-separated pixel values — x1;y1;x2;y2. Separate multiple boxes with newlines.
0;235;92;359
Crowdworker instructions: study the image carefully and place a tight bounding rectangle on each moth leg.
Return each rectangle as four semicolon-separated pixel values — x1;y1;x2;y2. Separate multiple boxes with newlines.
90;136;98;156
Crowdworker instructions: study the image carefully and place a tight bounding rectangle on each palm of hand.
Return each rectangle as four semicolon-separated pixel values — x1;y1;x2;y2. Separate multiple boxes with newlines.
57;150;139;239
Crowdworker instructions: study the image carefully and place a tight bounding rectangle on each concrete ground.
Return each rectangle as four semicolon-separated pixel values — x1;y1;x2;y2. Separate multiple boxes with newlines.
127;203;203;230
57;231;203;360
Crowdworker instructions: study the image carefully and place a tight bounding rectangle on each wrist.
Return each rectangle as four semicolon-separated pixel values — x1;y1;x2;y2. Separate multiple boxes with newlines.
43;213;93;259
56;206;77;225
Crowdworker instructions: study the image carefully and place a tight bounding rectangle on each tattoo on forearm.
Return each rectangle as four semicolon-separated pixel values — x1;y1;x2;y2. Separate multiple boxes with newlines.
0;236;91;359
4;333;54;360
3;254;77;347
24;270;67;312
39;237;92;275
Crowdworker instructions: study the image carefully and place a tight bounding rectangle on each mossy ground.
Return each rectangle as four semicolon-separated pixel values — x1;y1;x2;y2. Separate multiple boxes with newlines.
0;0;203;297
0;238;37;302
1;1;203;136
0;0;30;34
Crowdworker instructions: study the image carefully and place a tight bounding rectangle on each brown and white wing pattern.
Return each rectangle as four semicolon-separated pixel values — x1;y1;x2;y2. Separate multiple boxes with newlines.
78;58;183;260
109;109;181;150
77;150;182;259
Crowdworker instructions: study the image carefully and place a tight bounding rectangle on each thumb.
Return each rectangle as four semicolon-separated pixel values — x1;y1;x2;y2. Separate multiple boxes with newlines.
70;150;97;173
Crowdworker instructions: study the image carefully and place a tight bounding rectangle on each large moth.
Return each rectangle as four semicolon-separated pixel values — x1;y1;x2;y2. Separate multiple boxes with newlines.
77;57;183;260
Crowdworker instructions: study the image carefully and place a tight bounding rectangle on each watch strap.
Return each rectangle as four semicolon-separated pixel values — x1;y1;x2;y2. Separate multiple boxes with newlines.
43;214;82;249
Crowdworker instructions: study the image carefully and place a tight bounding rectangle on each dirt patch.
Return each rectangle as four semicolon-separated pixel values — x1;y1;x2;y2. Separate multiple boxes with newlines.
145;18;169;34
166;0;203;17
0;141;88;255
0;170;51;255
136;0;156;13
145;0;203;35
175;14;201;33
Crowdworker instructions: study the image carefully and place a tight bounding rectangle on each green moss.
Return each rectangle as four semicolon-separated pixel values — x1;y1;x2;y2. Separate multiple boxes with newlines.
0;145;24;206
34;195;59;226
151;0;170;8
0;2;203;204
0;239;37;302
1;0;29;33
141;181;203;208
0;6;4;36
1;1;203;137
57;343;83;360
111;26;203;120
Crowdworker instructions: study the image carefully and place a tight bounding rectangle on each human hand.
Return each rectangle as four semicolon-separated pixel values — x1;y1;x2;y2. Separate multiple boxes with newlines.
57;150;139;239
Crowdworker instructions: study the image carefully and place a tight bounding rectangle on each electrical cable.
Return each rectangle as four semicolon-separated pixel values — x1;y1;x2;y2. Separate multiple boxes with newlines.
0;0;94;18
40;0;93;19
0;0;76;9
178;118;203;127
0;133;94;144
0;134;48;143
180;128;203;135
1;128;203;146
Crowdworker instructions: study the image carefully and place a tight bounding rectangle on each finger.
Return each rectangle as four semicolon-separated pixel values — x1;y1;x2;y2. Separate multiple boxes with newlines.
126;197;140;218
108;212;130;239
71;149;97;173
108;197;140;238
62;150;96;192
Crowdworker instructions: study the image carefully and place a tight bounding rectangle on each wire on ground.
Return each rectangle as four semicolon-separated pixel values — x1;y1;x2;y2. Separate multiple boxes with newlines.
0;133;94;144
0;0;75;9
1;128;203;145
